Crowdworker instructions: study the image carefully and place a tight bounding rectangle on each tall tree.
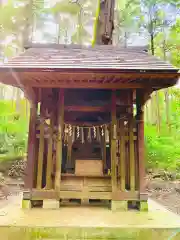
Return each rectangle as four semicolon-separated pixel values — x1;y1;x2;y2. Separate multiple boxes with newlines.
50;0;94;44
95;0;115;45
114;0;140;47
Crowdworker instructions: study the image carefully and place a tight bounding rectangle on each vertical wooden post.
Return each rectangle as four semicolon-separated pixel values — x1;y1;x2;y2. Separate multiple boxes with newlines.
66;134;73;171
129;117;135;191
45;112;54;189
108;125;111;172
119;119;125;191
102;126;107;173
55;89;64;195
111;90;117;193
36;103;45;189
136;90;146;196
24;102;37;189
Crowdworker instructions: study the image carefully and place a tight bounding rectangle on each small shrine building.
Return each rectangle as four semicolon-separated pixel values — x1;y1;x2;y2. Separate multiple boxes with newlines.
0;44;179;211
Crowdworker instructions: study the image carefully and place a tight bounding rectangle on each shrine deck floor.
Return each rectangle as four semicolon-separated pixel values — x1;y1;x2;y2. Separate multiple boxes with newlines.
1;194;180;239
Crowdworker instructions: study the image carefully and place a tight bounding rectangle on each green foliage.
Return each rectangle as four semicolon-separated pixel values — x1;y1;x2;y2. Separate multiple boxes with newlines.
154;18;180;67
145;88;180;172
114;0;140;46
0;100;28;158
145;124;180;171
50;0;81;15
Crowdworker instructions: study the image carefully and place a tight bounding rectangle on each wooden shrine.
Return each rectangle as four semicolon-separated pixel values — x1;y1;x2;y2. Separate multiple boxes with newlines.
0;44;179;211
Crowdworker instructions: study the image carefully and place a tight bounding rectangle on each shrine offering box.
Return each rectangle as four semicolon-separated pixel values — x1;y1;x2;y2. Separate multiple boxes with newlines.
75;159;103;176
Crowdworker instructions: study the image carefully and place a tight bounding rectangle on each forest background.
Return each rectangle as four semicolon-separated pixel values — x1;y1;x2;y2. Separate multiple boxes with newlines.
0;0;179;176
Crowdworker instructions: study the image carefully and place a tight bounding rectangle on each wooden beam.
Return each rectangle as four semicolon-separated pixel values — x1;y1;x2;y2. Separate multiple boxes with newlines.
119;119;125;191
65;104;130;113
24;102;37;189
31;189;140;201
65;105;109;112
112;191;140;201
136;90;146;196
21;86;37;104
111;90;117;193
64;121;108;127
36;103;45;189
66;134;73;171
55;89;64;195
101;126;107;172
30;82;145;89
45;112;54;189
129;117;135;191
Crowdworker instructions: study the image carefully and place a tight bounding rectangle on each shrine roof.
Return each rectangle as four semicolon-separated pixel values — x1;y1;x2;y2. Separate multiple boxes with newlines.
1;44;178;70
0;44;179;90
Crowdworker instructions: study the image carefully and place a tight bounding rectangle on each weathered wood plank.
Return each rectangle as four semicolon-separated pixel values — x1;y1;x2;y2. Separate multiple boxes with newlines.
32;189;57;200
111;90;117;193
65;105;109;112
129;118;135;191
59;191;112;200
119;119;126;191
45;113;54;189
31;189;140;201
24;102;37;189
55;89;64;195
136;90;146;195
112;191;140;201
36;103;45;189
66;133;73;171
101;126;107;172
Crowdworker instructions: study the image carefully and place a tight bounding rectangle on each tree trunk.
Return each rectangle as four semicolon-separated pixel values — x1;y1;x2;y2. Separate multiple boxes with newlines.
22;0;33;47
57;24;61;43
96;0;115;45
155;91;160;134
124;31;128;48
165;89;170;133
150;34;155;55
77;8;82;45
162;30;170;132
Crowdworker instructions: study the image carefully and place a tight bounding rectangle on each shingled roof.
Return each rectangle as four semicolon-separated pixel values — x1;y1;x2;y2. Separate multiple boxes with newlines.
0;44;179;90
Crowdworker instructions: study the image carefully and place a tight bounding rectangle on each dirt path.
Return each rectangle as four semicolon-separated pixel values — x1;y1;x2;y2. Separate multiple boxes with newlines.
0;184;22;211
148;179;180;215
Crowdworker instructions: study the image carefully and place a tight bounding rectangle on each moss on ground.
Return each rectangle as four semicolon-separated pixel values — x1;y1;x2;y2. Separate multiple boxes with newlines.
0;227;180;240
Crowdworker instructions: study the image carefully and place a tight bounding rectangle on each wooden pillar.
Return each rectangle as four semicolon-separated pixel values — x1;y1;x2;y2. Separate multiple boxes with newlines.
136;90;147;198
45;112;54;189
66;133;73;172
55;89;64;195
119;119;125;191
36;103;45;189
111;90;117;193
102;125;107;173
129;117;135;191
24;102;37;190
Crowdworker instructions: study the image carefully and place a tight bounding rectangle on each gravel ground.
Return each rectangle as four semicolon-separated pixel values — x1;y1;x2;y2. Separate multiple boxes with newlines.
147;179;180;215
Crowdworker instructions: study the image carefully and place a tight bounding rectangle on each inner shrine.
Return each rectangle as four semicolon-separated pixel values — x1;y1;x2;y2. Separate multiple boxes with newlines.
0;44;178;211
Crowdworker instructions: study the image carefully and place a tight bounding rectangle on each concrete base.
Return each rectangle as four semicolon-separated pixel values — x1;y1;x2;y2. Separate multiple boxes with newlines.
111;200;127;211
1;196;180;239
81;199;89;205
22;200;31;209
43;200;60;209
140;201;148;212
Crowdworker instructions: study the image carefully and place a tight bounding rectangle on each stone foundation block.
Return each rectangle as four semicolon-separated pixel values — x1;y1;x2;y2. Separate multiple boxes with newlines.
111;200;128;211
22;200;32;209
140;201;148;212
43;200;60;209
81;199;89;205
